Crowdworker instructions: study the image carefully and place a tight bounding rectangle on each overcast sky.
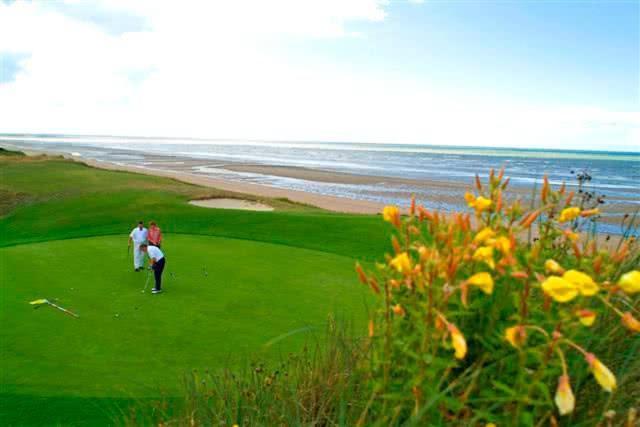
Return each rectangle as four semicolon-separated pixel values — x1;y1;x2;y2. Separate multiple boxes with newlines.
0;0;638;151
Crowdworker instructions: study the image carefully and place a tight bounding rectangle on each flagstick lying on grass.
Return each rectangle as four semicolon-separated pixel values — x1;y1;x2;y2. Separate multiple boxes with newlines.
29;299;79;318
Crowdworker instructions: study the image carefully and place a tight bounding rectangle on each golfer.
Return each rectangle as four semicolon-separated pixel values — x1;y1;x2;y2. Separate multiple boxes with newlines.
140;244;165;294
148;221;163;248
128;221;148;272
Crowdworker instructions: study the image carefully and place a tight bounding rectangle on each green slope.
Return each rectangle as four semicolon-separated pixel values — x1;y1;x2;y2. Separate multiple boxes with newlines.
0;155;387;425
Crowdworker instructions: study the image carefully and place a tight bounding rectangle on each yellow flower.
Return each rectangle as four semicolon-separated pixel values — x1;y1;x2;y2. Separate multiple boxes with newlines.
585;353;616;392
493;236;512;255
563;270;599;296
577;309;596;327
382;205;401;227
473;246;495;270
392;304;406;317
474;196;492;212
467;272;494;294
554;375;575;416
541;276;578;303
621;312;640;333
390;252;412;274
505;325;526;348
486;424;496;427
558;207;581;222
474;227;495;244
448;323;467;359
618;270;640;294
544;259;565;275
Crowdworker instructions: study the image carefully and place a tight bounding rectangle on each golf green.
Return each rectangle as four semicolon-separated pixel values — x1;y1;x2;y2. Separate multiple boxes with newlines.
0;234;369;399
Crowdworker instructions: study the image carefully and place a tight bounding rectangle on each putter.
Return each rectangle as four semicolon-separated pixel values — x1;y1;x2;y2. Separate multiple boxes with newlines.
142;269;152;293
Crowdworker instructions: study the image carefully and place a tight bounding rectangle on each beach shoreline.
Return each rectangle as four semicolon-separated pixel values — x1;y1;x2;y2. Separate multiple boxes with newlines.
4;144;638;224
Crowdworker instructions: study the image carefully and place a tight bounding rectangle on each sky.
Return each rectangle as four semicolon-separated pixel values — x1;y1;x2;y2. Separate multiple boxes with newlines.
0;0;638;151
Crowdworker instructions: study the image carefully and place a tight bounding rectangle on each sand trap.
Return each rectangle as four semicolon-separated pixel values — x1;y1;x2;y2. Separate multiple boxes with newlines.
189;198;274;211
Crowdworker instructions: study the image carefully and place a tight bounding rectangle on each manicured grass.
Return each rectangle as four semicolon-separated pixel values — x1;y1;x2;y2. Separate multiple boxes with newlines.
0;155;387;425
0;158;389;261
0;235;371;424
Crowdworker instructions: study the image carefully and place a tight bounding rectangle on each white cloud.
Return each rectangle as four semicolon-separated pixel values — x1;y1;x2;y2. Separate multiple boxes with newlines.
0;0;638;151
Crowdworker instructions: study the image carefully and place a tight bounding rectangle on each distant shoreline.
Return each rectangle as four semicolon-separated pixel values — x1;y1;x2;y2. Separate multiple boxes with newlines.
2;143;637;227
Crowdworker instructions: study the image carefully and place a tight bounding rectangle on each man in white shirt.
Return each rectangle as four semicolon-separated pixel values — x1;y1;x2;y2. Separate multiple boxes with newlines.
128;221;148;272
140;244;166;294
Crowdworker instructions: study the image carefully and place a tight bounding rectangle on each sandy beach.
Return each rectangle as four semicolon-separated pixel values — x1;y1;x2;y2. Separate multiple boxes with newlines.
8;146;638;223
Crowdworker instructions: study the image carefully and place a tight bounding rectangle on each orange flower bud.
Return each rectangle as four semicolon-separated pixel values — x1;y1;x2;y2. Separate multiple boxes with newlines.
613;242;629;263
368;278;380;295
368;319;375;337
418;206;434;221
580;208;600;218
511;271;529;279
520;209;541;228
501;176;510;189
391;236;402;254
572;242;581;259
593;255;602;274
392;304;406;317
460;283;469;307
621;312;640;333
355;263;368;284
410;196;416;216
541;175;549;203
475;174;482;191
565;191;575;205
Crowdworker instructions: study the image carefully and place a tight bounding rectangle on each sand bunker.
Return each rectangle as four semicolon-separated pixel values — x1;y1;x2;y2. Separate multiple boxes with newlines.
189;198;274;211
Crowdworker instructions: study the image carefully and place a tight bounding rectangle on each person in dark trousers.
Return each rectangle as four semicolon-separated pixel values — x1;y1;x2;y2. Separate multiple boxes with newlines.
140;244;166;294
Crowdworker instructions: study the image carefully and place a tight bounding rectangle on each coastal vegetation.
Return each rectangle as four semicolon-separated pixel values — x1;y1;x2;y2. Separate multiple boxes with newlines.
134;170;639;426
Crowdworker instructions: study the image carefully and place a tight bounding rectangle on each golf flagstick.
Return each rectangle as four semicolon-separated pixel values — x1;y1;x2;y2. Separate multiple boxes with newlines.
30;299;78;318
48;301;79;318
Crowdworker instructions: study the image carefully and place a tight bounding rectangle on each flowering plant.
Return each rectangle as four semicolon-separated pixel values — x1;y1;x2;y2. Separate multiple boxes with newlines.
357;170;639;425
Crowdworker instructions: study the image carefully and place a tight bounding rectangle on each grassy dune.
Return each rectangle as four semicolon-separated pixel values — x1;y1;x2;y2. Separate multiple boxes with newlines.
0;155;387;425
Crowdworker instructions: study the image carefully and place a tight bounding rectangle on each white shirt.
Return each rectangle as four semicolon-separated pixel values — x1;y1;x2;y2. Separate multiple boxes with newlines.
147;245;164;261
129;227;148;244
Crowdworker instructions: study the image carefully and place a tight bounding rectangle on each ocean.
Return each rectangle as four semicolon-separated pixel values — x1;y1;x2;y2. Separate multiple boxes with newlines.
2;134;638;234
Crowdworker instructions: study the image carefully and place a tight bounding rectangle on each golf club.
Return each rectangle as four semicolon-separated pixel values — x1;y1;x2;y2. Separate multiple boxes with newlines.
142;269;152;293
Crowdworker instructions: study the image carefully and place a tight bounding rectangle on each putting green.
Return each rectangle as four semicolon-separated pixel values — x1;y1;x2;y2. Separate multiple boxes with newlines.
0;234;368;399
